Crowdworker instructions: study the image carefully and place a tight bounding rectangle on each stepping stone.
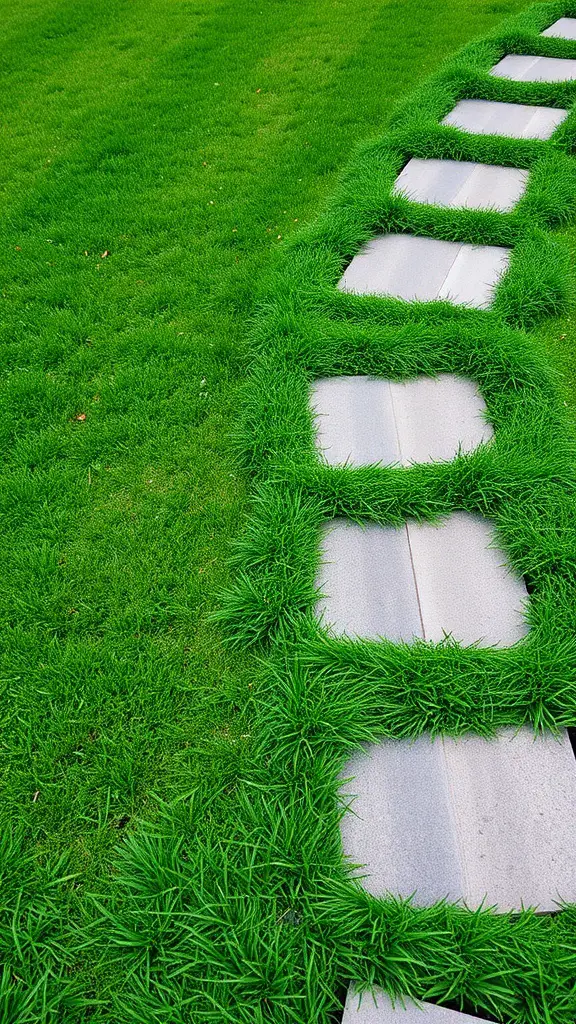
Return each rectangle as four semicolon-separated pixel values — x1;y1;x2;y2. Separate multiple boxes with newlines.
393;158;528;212
442;98;568;139
339;727;576;912
490;53;576;81
316;513;528;646
343;988;488;1023
310;375;493;467
542;17;576;40
338;235;510;309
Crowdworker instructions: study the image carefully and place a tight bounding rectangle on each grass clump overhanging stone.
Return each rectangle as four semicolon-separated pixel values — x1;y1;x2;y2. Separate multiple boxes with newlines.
210;2;576;1021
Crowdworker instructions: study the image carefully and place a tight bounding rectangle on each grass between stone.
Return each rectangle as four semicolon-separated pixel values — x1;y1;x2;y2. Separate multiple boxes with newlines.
1;0;575;1021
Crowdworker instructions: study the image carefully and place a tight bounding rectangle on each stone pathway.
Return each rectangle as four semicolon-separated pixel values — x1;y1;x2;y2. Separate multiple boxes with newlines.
308;11;576;1020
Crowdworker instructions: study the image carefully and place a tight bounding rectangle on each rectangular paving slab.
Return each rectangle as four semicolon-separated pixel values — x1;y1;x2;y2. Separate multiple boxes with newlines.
310;375;493;467
393;158;528;212
316;520;424;643
542;17;576;39
406;512;527;647
490;53;576;81
442;98;568;139
339;728;576;911
316;513;528;647
338;235;510;309
343;988;488;1023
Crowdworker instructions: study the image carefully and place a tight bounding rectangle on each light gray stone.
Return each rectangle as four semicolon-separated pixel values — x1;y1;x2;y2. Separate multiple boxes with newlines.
339;728;576;912
407;512;528;647
316;520;423;642
338;235;510;309
442;98;568;139
542;16;576;39
310;375;493;468
311;377;400;467
393;158;528;212
343;988;487;1023
316;513;528;648
490;53;576;81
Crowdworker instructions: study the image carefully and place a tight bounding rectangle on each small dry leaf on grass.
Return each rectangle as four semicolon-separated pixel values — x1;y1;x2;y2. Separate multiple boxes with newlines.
74;412;86;421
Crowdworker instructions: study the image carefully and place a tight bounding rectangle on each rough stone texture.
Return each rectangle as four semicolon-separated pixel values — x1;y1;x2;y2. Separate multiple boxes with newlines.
316;513;528;647
338;235;510;309
339;728;576;912
343;989;488;1023
490;53;576;81
393;158;529;212
542;16;576;39
310;375;493;467
442;98;568;139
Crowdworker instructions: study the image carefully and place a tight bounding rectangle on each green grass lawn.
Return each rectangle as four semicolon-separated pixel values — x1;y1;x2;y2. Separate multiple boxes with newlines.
2;0;573;1020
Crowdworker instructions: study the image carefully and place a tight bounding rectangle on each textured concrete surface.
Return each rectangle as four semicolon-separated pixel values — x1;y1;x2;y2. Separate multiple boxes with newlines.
316;513;528;647
339;728;576;911
407;512;528;647
310;375;493;467
316;520;423;642
343;988;487;1023
490;53;576;81
338;235;510;309
442;98;568;139
542;16;576;39
393;158;528;212
311;377;399;467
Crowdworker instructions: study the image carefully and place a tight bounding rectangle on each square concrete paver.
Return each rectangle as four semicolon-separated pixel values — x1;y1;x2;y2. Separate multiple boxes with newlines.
316;513;528;647
442;98;568;139
490;53;576;81
339;728;576;911
393;158;528;212
310;375;493;467
343;989;488;1023
338;235;510;309
542;17;576;39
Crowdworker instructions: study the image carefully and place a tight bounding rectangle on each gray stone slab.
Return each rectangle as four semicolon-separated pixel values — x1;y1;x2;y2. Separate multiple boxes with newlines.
310;375;493;467
542;17;576;40
407;512;528;647
316;513;528;647
311;377;400;467
442;98;568;139
390;376;493;466
343;988;486;1023
316;520;424;642
393;158;528;212
490;53;576;81
338;235;510;309
339;728;576;911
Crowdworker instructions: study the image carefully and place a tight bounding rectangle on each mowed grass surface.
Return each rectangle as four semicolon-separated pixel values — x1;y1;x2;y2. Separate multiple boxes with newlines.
0;0;558;1019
